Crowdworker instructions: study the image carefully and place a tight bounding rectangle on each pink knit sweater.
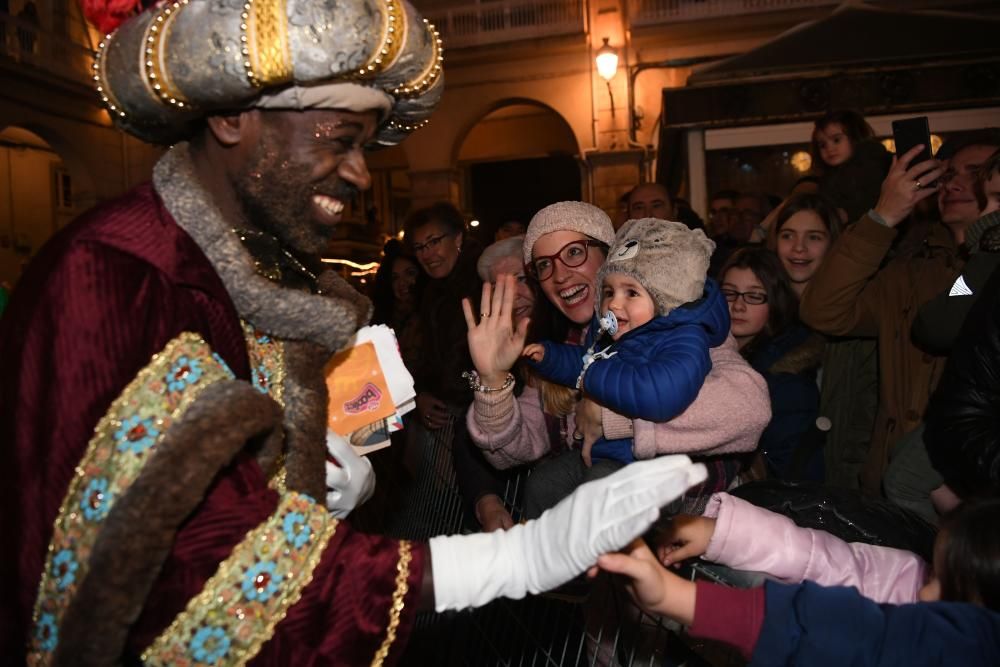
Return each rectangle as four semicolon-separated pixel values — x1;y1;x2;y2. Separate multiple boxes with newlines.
466;335;770;468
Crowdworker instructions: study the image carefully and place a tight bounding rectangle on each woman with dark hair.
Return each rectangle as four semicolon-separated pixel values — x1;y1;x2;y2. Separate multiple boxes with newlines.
769;193;842;296
766;192;878;490
370;239;424;367
720;247;822;479
405;202;480;432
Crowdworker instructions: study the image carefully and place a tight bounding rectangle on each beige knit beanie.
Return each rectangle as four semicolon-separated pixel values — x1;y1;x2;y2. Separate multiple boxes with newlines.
523;202;615;264
597;218;716;317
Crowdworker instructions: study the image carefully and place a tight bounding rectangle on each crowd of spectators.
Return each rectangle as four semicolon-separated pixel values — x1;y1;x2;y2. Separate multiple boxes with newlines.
364;110;1000;662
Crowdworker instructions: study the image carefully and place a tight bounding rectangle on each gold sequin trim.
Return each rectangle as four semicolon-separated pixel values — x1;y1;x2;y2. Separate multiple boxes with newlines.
393;18;443;98
241;322;288;493
357;0;404;78
370;540;413;667
141;0;192;109
92;32;126;119
27;333;234;665
242;0;293;88
242;322;285;408
143;493;339;666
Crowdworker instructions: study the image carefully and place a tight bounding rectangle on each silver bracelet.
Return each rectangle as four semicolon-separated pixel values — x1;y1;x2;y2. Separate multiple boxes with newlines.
462;370;515;393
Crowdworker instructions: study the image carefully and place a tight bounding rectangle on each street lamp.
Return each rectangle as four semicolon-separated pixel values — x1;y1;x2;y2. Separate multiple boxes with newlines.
595;37;618;117
596;37;619;82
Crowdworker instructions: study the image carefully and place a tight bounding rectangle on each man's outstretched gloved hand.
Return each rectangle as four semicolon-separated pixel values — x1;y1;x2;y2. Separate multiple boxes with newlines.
428;454;708;611
324;430;375;518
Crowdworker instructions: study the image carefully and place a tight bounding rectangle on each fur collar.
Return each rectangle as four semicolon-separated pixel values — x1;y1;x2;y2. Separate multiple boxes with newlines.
153;143;372;354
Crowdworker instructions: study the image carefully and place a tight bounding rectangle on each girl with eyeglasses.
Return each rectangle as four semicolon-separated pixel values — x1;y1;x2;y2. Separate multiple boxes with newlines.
720;247;823;479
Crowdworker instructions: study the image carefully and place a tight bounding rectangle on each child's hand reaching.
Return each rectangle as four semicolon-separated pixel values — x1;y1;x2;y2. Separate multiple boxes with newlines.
522;343;545;362
657;515;717;566
592;538;696;625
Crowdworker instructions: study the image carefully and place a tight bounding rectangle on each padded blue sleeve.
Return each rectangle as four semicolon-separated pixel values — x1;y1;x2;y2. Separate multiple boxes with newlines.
527;340;586;388
581;325;711;422
752;581;1000;667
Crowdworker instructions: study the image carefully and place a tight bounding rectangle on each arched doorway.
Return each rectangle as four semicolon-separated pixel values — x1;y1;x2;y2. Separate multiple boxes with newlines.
457;102;581;240
0;126;93;285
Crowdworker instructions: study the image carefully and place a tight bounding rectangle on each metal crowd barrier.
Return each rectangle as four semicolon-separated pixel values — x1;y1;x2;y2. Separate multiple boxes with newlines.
354;414;744;667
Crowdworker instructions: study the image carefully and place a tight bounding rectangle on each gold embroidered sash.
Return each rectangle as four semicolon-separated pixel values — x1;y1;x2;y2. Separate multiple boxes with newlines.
142;492;337;666
28;333;235;665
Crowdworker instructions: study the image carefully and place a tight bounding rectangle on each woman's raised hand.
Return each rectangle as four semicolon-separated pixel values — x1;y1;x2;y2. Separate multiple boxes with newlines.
462;273;530;387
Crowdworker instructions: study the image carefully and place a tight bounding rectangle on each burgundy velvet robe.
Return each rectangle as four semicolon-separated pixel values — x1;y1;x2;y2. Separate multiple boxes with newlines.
0;184;425;664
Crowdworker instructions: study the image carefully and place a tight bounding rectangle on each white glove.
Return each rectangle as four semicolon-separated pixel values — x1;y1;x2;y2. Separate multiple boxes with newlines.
428;454;707;612
324;430;375;518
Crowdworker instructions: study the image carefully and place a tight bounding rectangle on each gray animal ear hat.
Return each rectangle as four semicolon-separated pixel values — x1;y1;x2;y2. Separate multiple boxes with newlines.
523;201;615;264
597;218;716;317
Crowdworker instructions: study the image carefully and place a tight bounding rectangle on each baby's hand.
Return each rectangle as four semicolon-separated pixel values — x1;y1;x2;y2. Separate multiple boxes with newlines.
656;515;716;566
522;343;545;362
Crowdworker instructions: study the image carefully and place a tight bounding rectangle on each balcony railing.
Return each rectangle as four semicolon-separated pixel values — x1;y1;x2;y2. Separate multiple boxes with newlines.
0;10;96;86
629;0;839;26
425;0;585;49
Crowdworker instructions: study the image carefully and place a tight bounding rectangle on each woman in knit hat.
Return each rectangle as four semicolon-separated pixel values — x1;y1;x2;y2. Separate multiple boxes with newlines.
517;219;729;516
463;201;772;516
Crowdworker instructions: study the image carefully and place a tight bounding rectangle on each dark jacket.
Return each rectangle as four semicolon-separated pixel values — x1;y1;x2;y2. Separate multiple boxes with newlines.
747;325;823;480
753;581;1000;667
924;262;1000;498
912;210;1000;354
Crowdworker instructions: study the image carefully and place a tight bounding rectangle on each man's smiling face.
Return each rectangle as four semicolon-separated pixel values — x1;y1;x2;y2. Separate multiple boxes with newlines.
231;108;377;256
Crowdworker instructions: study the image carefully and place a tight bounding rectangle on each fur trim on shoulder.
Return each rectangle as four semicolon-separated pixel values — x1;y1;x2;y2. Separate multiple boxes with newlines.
768;332;825;375
54;381;282;666
153;144;372;354
281;340;330;501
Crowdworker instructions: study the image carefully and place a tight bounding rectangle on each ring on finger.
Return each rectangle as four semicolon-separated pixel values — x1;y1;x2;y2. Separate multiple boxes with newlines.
572;432;584;441
481;312;489;318
913;180;922;190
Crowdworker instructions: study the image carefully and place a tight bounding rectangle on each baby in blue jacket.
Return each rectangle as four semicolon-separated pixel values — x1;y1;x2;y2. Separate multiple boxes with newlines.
524;218;728;467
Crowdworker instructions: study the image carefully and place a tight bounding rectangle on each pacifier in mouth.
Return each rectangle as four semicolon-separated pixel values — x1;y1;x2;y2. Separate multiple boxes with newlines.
598;310;619;336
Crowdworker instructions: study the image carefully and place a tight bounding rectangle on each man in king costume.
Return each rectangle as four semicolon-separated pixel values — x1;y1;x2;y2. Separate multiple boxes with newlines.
0;0;709;664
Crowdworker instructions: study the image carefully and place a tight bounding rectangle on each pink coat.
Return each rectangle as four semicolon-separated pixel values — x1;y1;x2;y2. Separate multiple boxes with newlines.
466;335;770;469
702;492;927;604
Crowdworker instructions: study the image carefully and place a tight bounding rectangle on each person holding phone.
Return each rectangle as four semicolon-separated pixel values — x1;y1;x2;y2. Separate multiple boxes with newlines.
800;129;1000;496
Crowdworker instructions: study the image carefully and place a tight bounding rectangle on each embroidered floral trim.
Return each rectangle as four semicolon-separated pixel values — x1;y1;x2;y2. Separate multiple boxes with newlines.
28;333;234;665
243;322;284;405
142;492;338;666
242;321;289;494
370;540;414;667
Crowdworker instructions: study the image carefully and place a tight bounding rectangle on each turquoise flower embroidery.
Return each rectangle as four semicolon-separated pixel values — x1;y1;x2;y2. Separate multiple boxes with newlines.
80;477;112;521
113;415;159;454
189;625;230;664
251;365;271;394
242;561;283;602
166;356;203;392
36;612;58;652
52;549;79;591
282;511;311;548
256;333;271;344
211;352;235;379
